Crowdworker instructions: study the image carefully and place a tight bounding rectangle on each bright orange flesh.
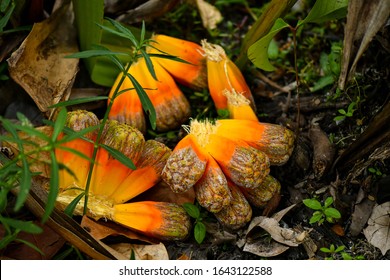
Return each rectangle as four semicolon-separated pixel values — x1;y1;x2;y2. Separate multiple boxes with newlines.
113;202;163;233
148;34;207;89
56;136;93;190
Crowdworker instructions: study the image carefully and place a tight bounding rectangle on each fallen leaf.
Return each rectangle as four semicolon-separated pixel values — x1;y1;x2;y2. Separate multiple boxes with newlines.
243;204;308;257
243;239;289;258
195;0;222;30
3;126;52;178
363;202;390;256
81;216;155;244
110;242;169;260
7;1;79;118
338;0;390;89
0;222;65;260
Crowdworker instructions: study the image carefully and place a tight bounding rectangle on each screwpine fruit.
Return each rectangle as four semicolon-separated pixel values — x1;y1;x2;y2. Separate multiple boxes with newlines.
55;110;190;240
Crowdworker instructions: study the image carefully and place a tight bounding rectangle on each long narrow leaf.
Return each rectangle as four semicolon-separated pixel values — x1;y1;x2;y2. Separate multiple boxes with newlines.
57;125;101;144
49;96;109;108
64;192;85;217
42;151;60;223
51;108;68;141
140;49;157;80
126;73;156;129
56;146;95;163
65;49;129;59
16;238;45;255
99;143;136;170
104;17;139;47
0;216;43;234
14;156;32;211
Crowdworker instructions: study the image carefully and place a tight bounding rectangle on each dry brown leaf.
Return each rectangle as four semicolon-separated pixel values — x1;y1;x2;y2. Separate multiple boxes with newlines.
110;242;169;260
0;222;65;260
3;126;52;178
338;0;390;89
243;239;290;258
80;216;156;244
243;204;308;257
7;1;79;119
363;202;390;256
195;0;222;29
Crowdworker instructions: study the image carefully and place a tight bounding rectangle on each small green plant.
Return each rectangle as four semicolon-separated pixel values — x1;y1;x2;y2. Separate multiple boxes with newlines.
303;196;341;225
182;203;207;244
320;244;365;260
368;166;383;178
333;100;357;123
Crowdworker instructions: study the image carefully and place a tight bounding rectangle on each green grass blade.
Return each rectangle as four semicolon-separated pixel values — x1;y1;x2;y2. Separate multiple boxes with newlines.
65;49;129;59
0;216;43;234
42;151;60;223
126;73;156;130
49;96;109;108
103;17;139;47
140;50;157;80
64;192;85;217
51;108;67;142
99;143;136;170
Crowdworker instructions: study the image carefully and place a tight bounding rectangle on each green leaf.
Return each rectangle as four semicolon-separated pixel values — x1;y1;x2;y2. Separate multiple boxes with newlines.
14;156;32;211
248;18;290;71
64;192;85;217
320;247;332;253
126;73;156;130
309;212;323;224
194;222;206;244
324;196;334;208
267;39;279;60
310;75;334;92
335;245;345;253
103;17;139;47
43;151;60;223
333;115;346;122
324;207;341;219
100;144;136;170
341;252;353;260
0;217;43;234
303;198;323;210
299;0;348;26
49;96;109;108
0;2;14;32
16;238;45;255
51;108;67;141
140;49;157;80
65;49;129;59
182;203;200;219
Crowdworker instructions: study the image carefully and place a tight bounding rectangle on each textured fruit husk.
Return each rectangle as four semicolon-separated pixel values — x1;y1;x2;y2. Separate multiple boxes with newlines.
214;182;252;230
205;133;270;189
201;40;255;111
239;175;281;208
148;34;207;91
147;61;191;132
215;119;295;165
110;140;172;204
162;134;208;193
194;156;232;213
89;120;145;197
108;66;146;133
112;201;191;241
224;89;258;121
56;110;99;190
